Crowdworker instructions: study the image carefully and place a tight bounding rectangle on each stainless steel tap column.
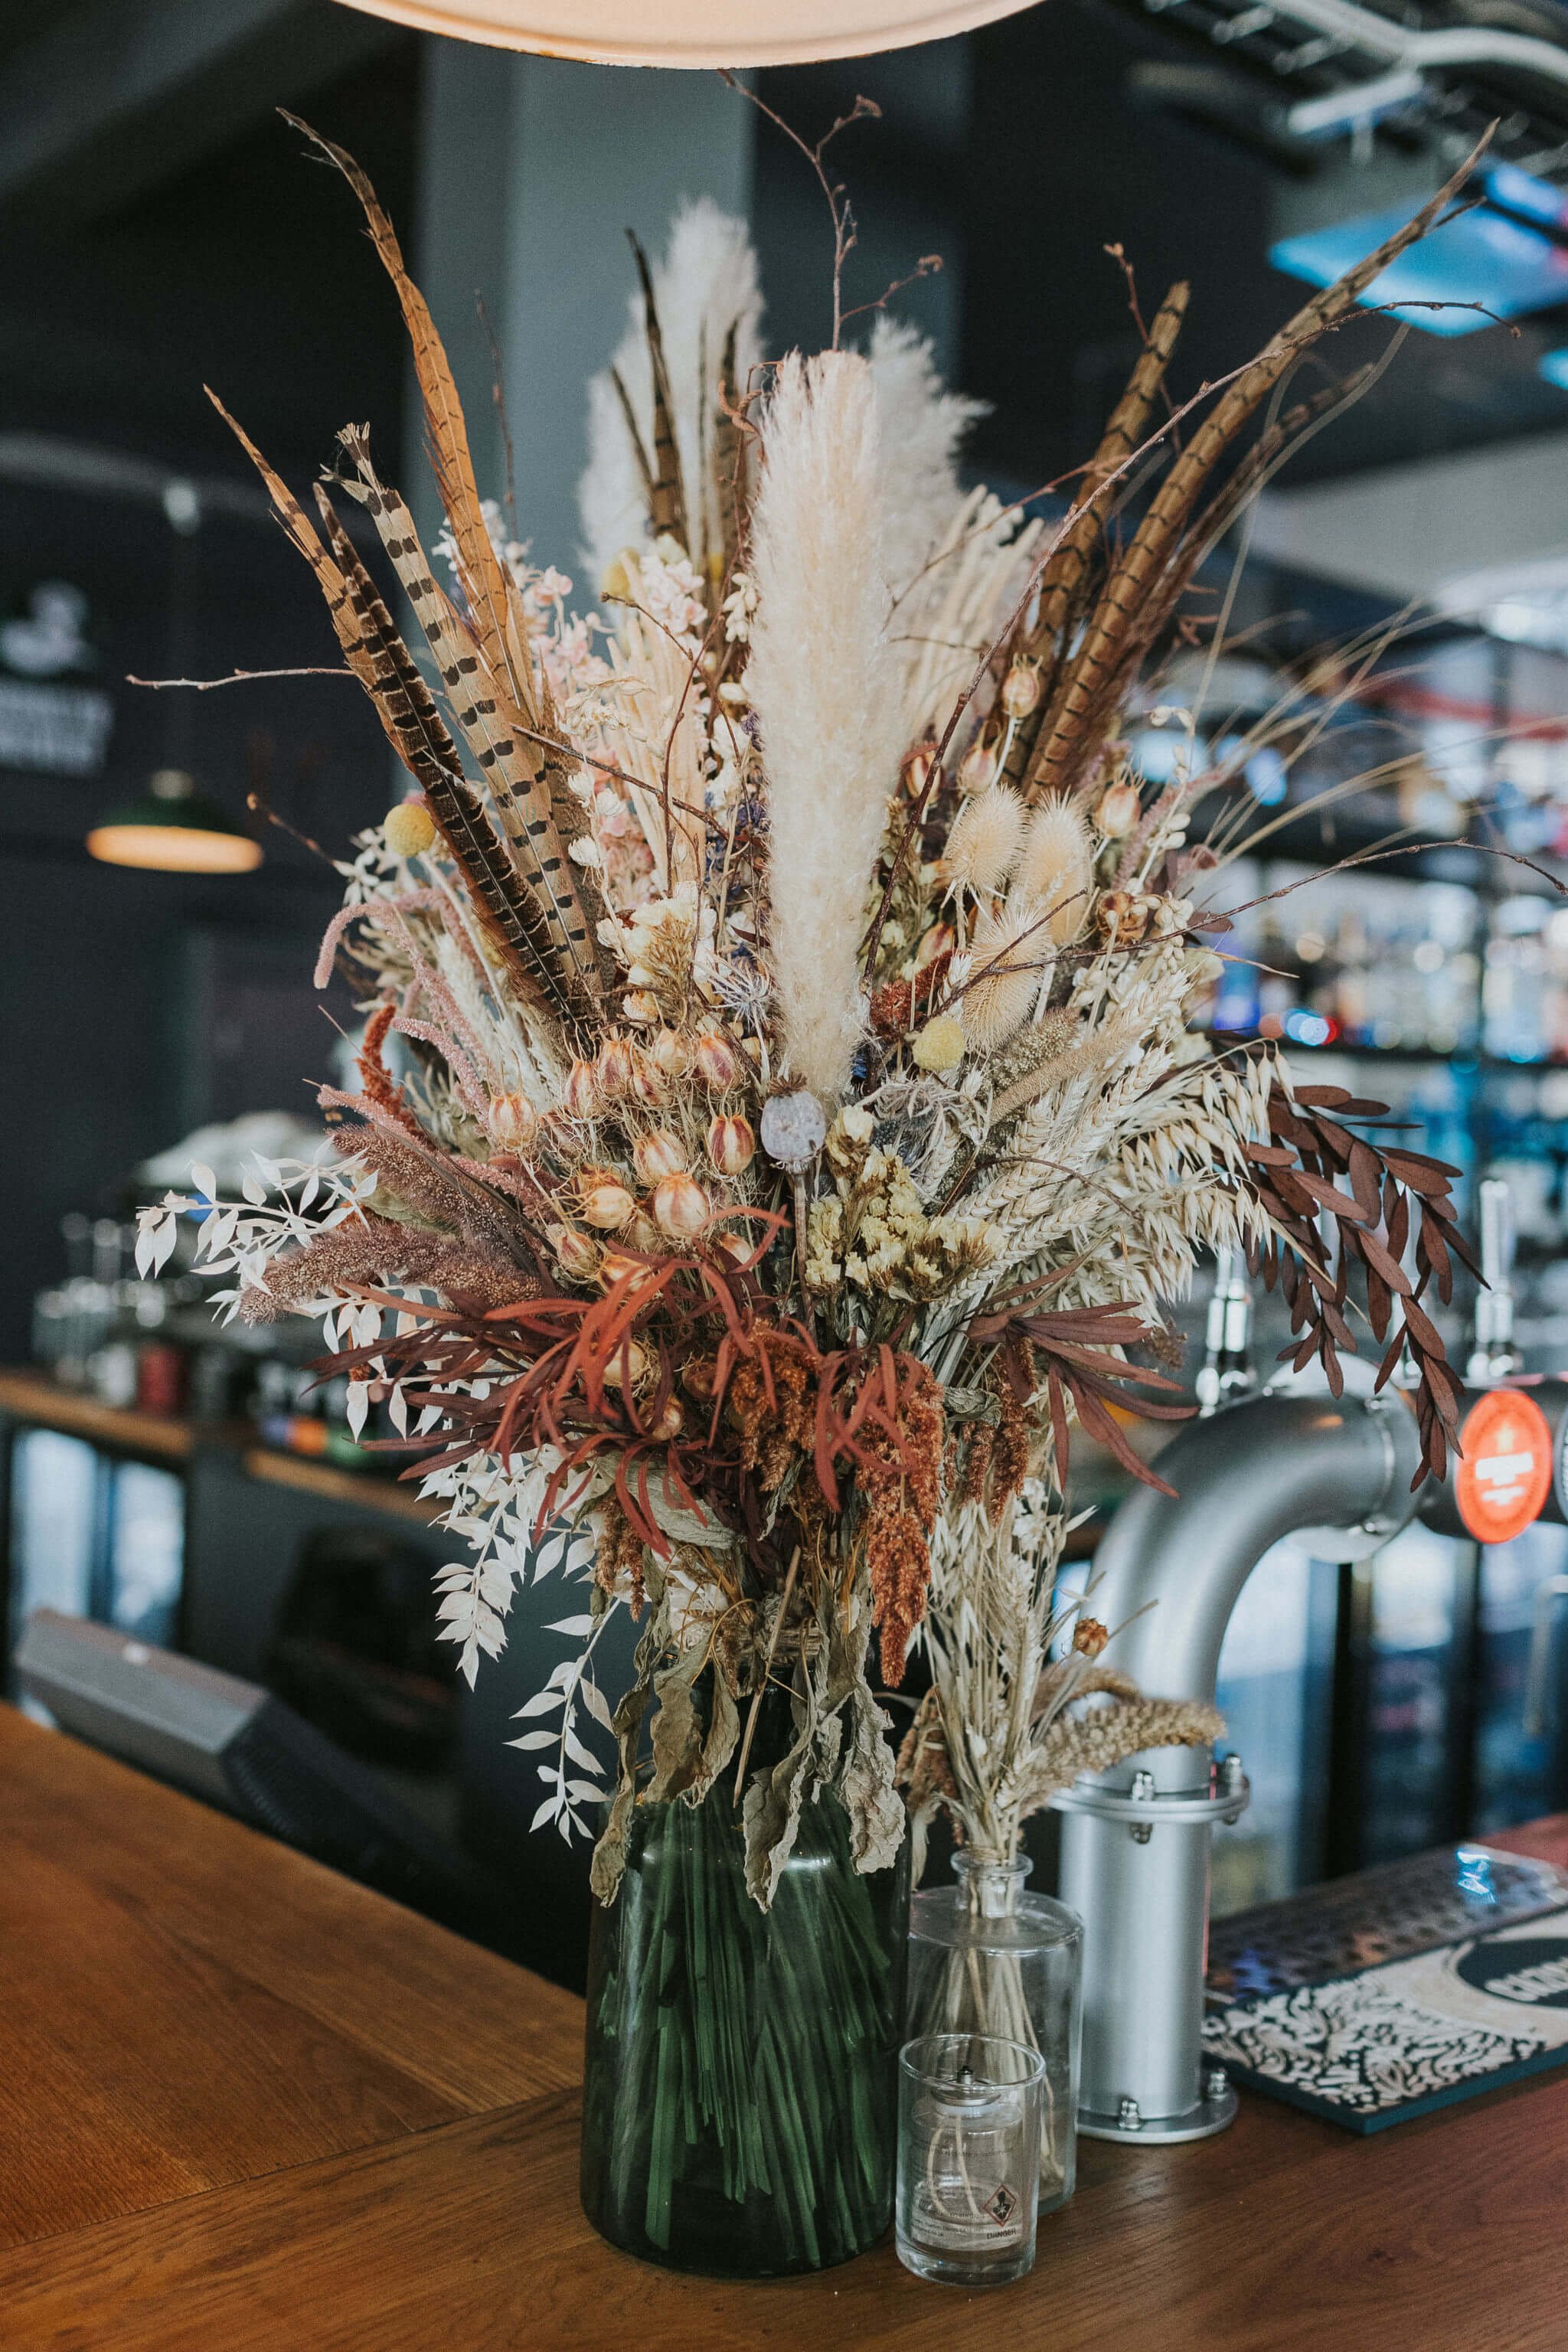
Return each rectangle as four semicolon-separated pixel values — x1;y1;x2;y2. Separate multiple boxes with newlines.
1056;1390;1424;2142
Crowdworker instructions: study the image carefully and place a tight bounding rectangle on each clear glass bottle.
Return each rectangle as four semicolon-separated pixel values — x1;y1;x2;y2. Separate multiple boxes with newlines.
906;1854;1082;2214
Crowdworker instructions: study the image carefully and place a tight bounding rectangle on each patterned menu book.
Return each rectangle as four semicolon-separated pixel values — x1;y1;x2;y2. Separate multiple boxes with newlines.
1202;1844;1568;2132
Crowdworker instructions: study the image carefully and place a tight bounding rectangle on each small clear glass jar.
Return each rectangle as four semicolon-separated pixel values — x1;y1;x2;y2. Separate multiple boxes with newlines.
906;1854;1082;2214
897;2033;1044;2286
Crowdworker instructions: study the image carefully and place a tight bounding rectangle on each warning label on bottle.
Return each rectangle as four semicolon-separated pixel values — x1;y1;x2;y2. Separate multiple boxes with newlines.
1455;1389;1552;1544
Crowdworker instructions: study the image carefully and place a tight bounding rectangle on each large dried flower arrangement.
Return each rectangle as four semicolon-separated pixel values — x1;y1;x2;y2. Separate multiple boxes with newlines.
139;121;1478;1917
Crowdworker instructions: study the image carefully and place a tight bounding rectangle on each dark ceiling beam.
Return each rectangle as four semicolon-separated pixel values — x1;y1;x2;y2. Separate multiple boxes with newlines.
0;0;403;221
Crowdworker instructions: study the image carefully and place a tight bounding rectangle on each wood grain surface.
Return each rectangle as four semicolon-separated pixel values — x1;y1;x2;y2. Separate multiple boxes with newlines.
3;1700;1566;2350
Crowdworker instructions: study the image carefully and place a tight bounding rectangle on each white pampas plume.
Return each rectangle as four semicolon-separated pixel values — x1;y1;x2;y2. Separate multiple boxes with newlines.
867;315;988;597
748;350;906;1106
942;786;1024;903
961;903;1044;1052
579;199;763;593
1013;795;1094;946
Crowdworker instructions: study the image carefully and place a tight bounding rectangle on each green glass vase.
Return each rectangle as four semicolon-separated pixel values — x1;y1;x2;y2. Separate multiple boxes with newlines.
580;1782;909;2276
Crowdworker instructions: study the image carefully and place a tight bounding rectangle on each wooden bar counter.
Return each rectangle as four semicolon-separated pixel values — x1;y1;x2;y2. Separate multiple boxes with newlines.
2;1704;1564;2351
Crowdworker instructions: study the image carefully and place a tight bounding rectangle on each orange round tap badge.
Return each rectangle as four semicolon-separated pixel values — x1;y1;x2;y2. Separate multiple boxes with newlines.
1455;1389;1553;1544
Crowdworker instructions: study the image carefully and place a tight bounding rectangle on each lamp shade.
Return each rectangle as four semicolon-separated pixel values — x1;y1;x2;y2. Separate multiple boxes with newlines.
330;0;1034;64
87;768;263;876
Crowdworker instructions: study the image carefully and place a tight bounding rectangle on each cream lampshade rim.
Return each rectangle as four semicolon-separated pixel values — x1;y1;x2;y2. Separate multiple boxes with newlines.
331;0;1034;66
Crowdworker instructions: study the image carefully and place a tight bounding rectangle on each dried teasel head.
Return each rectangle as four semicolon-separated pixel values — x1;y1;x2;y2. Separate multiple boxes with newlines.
550;1223;600;1283
632;1128;688;1184
1000;662;1041;719
577;1168;637;1230
1013;795;1093;946
941;786;1024;902
707;1112;756;1176
563;1058;601;1122
652;1172;710;1239
485;1092;539;1153
649;1026;694;1080
1096;777;1142;840
961;905;1043;1054
694;1030;743;1091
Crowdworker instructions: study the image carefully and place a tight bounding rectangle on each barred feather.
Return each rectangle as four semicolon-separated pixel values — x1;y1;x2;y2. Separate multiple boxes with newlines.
335;426;612;1004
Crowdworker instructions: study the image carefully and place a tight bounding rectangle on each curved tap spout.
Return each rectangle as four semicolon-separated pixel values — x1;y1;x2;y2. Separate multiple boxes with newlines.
1059;1389;1423;2141
1089;1390;1423;1769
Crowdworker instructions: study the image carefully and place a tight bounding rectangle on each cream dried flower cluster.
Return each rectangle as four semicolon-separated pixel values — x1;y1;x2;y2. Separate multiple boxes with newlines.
140;125;1476;1895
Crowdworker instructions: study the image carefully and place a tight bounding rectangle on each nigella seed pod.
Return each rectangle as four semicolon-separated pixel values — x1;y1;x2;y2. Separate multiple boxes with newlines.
649;1026;694;1079
1096;779;1142;839
577;1168;638;1230
902;743;935;801
958;737;998;795
652;1173;710;1239
694;1030;743;1090
651;1396;684;1440
539;1109;588;1165
485;1092;538;1152
707;1113;756;1176
599;1338;648;1389
563;1058;601;1120
622;989;659;1025
633;1128;688;1184
596;1035;636;1100
628;1049;665;1106
550;1223;600;1283
1001;663;1041;719
599;1246;658;1295
914;921;956;973
714;1230;754;1269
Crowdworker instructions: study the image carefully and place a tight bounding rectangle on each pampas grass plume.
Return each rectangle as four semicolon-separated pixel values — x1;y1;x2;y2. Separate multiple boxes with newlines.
961;904;1042;1053
942;785;1024;902
748;350;905;1105
1013;795;1093;946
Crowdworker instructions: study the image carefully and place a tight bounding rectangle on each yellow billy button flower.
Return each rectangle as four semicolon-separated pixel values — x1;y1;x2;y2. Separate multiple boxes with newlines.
912;1014;965;1074
384;799;436;858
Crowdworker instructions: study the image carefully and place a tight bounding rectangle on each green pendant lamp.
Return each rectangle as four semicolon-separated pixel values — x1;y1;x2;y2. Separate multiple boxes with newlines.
87;766;263;874
88;479;262;876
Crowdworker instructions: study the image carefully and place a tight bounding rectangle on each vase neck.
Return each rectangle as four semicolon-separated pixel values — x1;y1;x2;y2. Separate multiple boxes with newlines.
954;1854;1031;1919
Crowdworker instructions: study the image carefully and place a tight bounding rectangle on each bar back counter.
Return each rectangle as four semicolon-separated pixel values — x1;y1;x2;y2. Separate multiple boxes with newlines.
2;1700;1563;2350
